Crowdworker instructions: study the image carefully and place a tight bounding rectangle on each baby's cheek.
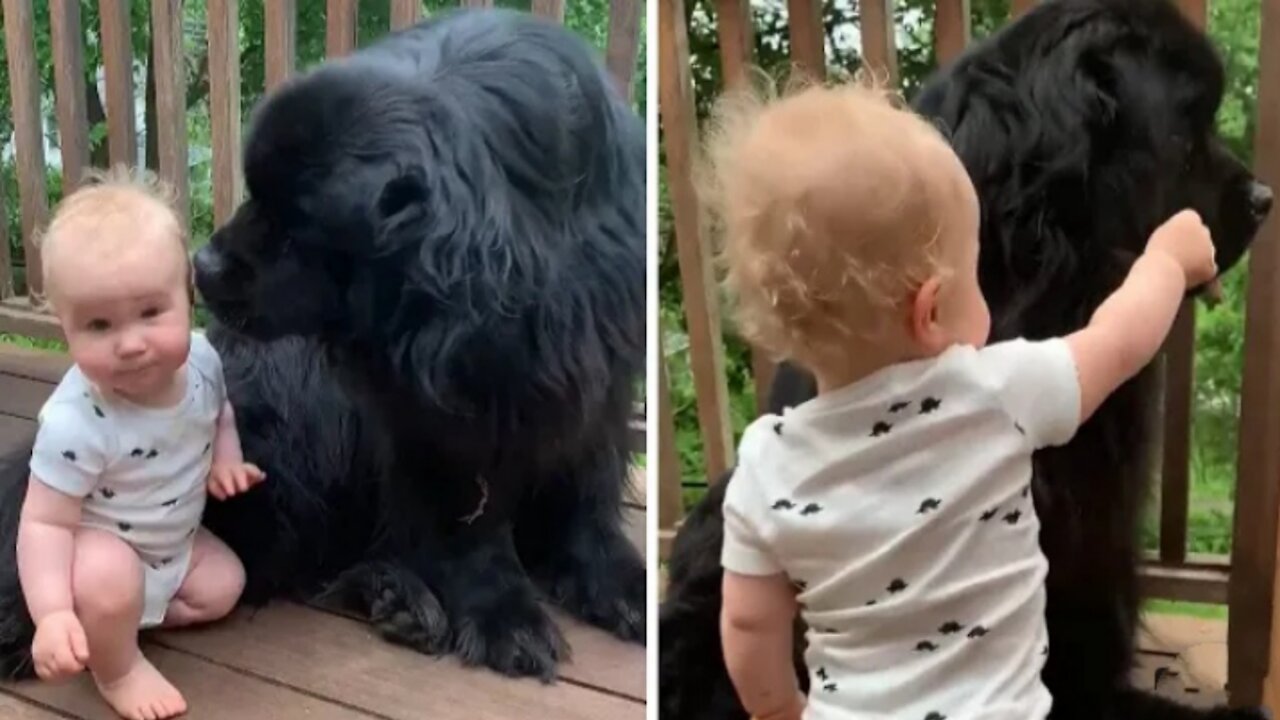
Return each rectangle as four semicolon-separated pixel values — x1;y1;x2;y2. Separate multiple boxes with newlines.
153;320;192;366
68;336;115;386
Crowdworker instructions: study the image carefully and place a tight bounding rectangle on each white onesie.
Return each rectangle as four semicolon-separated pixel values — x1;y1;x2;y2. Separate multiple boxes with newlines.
722;338;1082;720
29;332;225;628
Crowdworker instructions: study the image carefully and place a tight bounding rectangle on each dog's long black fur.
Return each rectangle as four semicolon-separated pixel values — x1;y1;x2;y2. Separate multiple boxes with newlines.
0;8;645;682
659;1;1274;718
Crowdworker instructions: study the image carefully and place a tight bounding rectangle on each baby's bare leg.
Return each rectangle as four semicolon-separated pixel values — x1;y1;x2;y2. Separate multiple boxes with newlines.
161;527;244;628
71;528;186;720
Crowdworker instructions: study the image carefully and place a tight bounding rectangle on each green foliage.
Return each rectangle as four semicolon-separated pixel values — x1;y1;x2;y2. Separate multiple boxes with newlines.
661;0;1261;560
1143;597;1229;621
0;332;64;352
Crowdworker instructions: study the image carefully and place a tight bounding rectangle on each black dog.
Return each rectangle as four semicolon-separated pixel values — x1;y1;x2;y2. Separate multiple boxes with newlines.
0;8;645;682
659;0;1272;718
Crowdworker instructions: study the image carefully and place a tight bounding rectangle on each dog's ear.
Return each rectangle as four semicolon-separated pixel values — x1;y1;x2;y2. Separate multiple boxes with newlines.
378;166;429;219
373;166;430;252
917;27;1143;342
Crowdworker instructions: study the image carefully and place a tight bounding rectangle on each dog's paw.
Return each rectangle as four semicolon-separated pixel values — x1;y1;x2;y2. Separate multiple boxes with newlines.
452;591;569;682
314;561;450;655
370;582;451;655
540;535;646;643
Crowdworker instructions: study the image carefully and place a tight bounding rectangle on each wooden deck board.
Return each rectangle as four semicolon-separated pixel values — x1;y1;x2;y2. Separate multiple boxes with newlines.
153;602;641;718
0;344;648;719
0;371;57;421
0;414;36;455
0;691;74;719
6;643;377;719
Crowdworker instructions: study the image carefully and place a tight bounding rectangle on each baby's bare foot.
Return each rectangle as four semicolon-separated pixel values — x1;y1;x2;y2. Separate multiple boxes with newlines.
93;654;187;720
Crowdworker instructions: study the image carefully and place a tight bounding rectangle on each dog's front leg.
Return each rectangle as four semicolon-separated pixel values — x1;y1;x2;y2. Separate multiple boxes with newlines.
515;446;645;643
408;513;569;682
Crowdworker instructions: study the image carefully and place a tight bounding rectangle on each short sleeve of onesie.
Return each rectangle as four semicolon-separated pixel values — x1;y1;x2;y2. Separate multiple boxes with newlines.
720;423;785;577
29;400;111;498
976;337;1082;449
187;332;227;403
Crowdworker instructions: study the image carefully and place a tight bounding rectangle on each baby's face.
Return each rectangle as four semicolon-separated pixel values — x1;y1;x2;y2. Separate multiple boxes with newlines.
52;237;192;404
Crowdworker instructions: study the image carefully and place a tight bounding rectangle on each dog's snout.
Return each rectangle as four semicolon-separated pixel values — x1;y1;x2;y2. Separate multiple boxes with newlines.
193;245;226;279
1250;180;1273;220
192;245;240;306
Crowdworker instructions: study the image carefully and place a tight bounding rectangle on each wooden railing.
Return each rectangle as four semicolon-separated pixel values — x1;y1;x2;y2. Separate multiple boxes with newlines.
0;0;643;341
658;0;1280;706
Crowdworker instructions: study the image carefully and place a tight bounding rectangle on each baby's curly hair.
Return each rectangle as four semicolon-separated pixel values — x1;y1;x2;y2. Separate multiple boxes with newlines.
37;165;191;308
700;72;967;369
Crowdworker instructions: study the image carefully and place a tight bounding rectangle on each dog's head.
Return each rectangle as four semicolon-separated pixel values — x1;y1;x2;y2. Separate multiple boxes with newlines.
193;10;634;353
193;60;429;341
914;0;1270;340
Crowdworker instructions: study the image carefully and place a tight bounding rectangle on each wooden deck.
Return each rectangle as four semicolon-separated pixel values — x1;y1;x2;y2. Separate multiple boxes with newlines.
0;344;648;719
1136;614;1231;708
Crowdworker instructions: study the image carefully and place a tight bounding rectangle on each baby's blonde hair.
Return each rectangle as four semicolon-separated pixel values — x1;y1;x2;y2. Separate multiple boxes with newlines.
38;165;190;310
701;72;968;369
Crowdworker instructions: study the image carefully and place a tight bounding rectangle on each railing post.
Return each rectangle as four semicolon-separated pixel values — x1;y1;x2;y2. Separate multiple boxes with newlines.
2;0;47;303
99;0;137;168
659;0;736;481
606;0;643;102
532;0;566;23
933;0;970;65
1159;308;1195;565
151;0;188;226
265;0;297;91
325;0;358;58
860;0;899;85
209;0;242;228
1235;0;1280;707
390;0;422;30
49;1;90;196
787;0;825;81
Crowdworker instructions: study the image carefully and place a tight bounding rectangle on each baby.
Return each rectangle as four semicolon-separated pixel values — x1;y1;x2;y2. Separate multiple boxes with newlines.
16;168;265;720
706;80;1216;720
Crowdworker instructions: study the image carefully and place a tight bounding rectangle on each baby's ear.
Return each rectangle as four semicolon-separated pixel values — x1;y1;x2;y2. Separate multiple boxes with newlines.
908;276;948;354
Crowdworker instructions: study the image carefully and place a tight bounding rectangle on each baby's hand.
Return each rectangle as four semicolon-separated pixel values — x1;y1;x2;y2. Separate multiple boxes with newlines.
31;609;89;681
208;462;266;501
1146;209;1218;288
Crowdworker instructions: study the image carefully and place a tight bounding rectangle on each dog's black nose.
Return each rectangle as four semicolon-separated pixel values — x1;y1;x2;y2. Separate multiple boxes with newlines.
1250;180;1273;220
192;245;226;280
192;245;235;305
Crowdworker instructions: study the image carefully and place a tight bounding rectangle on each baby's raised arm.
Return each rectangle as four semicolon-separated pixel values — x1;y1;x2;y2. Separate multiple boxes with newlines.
1065;209;1218;425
